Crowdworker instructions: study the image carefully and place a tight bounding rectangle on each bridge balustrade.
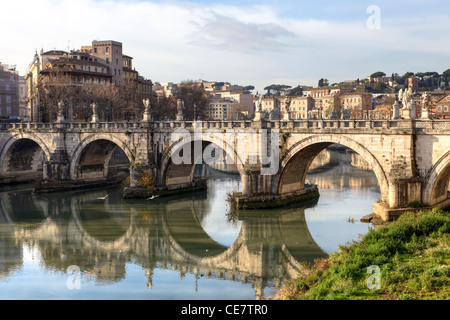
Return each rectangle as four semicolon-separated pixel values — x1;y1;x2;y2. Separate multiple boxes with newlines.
2;119;450;133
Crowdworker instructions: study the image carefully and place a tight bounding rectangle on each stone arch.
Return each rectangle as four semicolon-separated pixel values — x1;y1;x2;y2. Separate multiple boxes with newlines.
160;134;246;187
0;134;51;173
70;134;134;180
276;134;389;203
423;150;450;205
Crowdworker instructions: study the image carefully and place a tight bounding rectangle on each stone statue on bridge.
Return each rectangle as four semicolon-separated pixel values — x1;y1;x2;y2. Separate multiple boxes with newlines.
91;102;98;123
143;99;151;121
256;95;263;113
398;87;413;110
57;100;65;123
176;99;184;121
421;92;431;119
283;97;291;121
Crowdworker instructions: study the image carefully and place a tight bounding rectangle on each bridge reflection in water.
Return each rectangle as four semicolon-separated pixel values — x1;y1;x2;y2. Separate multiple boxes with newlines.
0;148;380;300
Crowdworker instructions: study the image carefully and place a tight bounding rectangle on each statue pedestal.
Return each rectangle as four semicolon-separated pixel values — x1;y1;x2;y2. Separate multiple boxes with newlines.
283;113;291;121
421;109;430;120
402;108;413;120
392;101;400;119
143;112;151;122
253;111;264;121
56;113;65;123
176;114;184;121
91;114;98;123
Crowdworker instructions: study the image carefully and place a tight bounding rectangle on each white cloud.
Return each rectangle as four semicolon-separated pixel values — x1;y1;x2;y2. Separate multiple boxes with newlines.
1;0;449;92
189;12;296;52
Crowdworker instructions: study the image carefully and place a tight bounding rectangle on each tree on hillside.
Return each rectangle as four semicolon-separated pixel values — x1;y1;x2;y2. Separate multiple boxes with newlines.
243;85;255;94
370;71;386;78
213;82;225;91
287;86;303;96
318;78;329;87
264;84;291;96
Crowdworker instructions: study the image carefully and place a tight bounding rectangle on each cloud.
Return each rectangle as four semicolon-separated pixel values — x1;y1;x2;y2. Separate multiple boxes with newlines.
189;12;296;53
1;0;450;91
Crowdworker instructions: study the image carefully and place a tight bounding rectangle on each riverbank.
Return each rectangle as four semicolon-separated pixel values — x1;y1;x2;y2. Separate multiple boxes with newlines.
275;209;449;300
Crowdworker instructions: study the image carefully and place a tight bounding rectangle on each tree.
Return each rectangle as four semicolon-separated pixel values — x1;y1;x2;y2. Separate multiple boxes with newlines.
443;69;450;77
370;71;386;79
373;82;387;93
175;81;210;120
318;78;329;87
243;85;255;94
36;71;76;122
153;95;177;121
213;82;225;91
264;84;292;96
287;86;303;96
332;93;343;119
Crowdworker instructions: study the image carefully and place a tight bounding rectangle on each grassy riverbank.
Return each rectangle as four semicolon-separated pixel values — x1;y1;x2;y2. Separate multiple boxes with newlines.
276;209;449;300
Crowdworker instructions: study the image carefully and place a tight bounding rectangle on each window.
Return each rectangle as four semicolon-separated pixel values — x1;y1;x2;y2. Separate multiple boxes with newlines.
5;85;10;91
6;96;11;103
116;59;119;65
106;58;109;64
106;47;109;53
94;48;97;53
6;106;11;115
438;106;442;112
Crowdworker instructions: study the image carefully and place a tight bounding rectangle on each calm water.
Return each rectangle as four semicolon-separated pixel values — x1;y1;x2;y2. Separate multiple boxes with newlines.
0;150;380;300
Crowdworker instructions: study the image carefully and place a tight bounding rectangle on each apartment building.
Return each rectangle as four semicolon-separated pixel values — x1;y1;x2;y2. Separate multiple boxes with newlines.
25;40;152;122
207;98;240;120
0;63;20;118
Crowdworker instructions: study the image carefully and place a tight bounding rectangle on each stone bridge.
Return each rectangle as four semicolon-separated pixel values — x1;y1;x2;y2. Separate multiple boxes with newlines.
0;118;450;220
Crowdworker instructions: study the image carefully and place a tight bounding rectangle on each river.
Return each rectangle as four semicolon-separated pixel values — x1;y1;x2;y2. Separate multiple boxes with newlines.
0;148;380;300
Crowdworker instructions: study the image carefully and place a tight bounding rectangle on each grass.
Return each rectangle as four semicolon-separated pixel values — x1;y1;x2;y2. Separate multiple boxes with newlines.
275;209;450;300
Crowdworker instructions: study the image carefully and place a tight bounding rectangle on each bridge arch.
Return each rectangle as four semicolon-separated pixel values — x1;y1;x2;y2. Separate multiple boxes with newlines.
0;134;51;174
160;135;246;187
423;150;450;206
70;134;134;180
276;134;389;203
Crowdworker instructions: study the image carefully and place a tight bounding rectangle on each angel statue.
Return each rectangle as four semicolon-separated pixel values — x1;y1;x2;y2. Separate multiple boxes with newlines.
256;95;263;113
143;99;150;113
284;97;292;113
421;92;431;110
57;100;65;116
177;99;184;114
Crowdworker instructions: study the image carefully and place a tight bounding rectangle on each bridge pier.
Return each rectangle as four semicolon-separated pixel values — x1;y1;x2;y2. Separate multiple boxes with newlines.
43;149;70;181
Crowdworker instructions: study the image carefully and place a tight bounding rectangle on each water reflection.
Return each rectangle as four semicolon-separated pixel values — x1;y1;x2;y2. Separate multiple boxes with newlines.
0;148;380;300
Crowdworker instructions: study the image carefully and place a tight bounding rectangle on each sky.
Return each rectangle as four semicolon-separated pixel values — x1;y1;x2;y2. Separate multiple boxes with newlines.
1;0;450;93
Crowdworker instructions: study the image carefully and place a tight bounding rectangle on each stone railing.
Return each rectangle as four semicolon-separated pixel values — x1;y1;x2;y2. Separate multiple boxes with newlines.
1;119;450;132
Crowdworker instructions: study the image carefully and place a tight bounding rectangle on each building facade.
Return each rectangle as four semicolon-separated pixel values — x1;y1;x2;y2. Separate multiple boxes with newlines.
207;98;240;120
0;63;20;119
25;40;152;122
81;40;123;86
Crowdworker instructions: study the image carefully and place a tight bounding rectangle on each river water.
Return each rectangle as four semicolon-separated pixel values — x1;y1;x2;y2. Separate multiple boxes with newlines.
0;149;380;300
